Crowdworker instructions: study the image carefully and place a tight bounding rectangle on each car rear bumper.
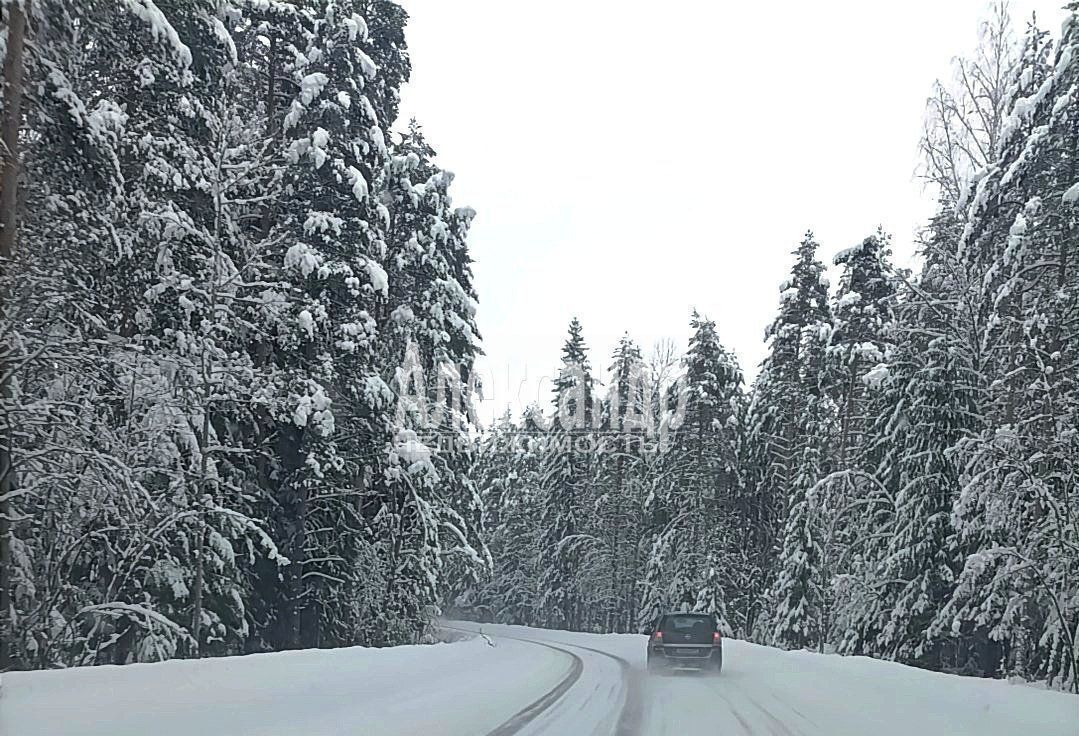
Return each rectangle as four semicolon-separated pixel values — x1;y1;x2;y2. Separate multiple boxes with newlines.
649;645;721;668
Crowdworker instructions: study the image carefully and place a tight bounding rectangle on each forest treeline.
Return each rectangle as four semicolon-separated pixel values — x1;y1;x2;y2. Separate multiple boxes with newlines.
0;0;1076;693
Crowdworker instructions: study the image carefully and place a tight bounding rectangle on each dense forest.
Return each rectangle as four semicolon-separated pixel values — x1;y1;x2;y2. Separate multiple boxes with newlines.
1;1;486;668
1;0;1077;696
462;4;1079;691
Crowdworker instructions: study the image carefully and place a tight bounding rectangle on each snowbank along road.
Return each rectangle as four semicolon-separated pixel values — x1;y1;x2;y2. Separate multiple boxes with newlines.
3;622;1076;736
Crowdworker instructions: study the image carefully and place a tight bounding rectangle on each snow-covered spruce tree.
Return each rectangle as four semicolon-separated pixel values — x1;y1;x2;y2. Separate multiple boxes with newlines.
824;231;897;467
234;1;487;649
824;7;1052;676
592;333;651;632
744;232;832;637
215;0;416;649
814;231;898;642
766;306;832;651
678;312;744;632
693;556;735;637
537;318;596;630
0;0;139;668
463;410;510;620
839;252;979;668
1;0;297;665
638;313;743;634
830;10;1057;674
510;403;553;626
96;2;313;661
1;0;486;666
465;411;540;624
374;121;488;642
767;431;825;650
572;332;672;633
882;323;978;670
558;335;643;633
934;4;1079;689
123;8;320;659
634;340;687;633
243;0;395;649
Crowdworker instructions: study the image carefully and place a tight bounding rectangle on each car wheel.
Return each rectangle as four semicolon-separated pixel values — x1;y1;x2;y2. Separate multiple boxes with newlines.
646;655;660;674
714;651;723;675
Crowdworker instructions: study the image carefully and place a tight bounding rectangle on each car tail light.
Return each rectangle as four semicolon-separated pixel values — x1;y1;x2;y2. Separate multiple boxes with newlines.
653;631;662;641
713;632;721;645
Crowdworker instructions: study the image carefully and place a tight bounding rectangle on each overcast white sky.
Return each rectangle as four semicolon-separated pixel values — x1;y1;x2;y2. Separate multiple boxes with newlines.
396;0;1069;426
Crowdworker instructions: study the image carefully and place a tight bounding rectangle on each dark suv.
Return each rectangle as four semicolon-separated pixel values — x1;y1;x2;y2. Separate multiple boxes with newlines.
645;612;723;674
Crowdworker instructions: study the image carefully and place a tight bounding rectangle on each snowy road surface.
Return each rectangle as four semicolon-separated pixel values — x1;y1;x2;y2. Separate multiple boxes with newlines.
3;622;1076;736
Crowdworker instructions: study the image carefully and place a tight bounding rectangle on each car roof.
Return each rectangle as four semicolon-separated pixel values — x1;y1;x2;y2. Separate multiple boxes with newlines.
663;612;712;617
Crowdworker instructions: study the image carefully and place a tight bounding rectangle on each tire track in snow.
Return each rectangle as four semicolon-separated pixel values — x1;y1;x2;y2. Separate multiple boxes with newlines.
443;625;639;735
484;639;584;736
741;690;804;736
549;639;640;736
706;675;802;736
439;625;584;736
725;672;819;736
746;700;797;736
710;685;757;734
775;698;819;730
642;672;754;736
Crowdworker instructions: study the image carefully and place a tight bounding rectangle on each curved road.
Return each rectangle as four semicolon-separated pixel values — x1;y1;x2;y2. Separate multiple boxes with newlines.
448;622;1078;736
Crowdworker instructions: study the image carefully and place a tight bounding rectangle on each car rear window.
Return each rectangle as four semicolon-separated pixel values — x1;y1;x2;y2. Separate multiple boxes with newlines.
662;615;714;631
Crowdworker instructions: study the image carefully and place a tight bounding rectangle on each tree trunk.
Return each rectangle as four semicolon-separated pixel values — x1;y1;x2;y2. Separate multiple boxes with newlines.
271;423;307;649
190;129;229;656
258;33;278;239
0;0;28;257
0;0;30;672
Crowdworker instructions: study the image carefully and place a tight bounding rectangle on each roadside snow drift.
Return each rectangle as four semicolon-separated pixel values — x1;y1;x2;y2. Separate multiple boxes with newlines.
1;635;571;736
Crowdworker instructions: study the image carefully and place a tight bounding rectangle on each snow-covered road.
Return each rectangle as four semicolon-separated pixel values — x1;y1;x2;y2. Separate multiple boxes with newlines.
3;622;1076;736
460;623;1078;735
